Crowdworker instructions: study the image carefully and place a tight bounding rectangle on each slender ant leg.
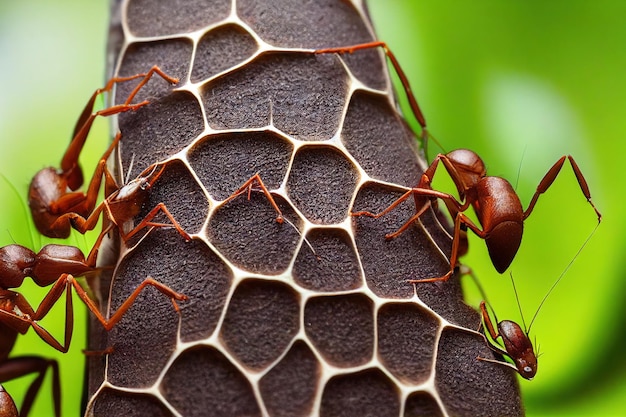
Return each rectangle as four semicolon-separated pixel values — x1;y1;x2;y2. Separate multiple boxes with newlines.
222;173;284;224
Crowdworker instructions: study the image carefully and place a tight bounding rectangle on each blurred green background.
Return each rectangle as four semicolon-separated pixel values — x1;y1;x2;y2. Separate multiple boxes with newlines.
0;1;623;416
0;2;108;416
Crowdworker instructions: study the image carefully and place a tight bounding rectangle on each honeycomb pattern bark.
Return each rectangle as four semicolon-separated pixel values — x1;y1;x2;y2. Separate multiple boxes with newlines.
85;1;523;416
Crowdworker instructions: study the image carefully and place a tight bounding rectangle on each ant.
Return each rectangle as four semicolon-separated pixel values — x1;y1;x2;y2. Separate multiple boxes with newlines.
27;75;192;245
28;66;179;239
0;235;188;416
474;225;597;379
316;41;602;281
479;299;536;380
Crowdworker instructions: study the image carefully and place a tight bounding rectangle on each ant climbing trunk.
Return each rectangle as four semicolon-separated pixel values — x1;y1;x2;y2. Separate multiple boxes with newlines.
83;1;523;416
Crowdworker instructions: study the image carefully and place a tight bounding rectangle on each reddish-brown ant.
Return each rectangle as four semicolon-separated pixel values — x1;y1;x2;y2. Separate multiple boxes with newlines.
479;300;537;380
0;237;188;416
29;66;179;239
474;225;597;380
317;42;602;281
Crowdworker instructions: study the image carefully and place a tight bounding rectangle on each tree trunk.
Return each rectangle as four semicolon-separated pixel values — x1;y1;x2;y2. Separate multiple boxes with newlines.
84;1;522;416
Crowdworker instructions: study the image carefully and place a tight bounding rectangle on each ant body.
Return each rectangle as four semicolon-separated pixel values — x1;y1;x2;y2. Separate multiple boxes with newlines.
41;133;192;244
27;66;191;243
318;42;601;281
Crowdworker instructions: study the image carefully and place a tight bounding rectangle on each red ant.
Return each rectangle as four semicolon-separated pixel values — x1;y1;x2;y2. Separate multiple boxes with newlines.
28;66;179;239
317;42;602;281
27;66;191;243
0;237;188;416
474;225;597;379
479;299;537;380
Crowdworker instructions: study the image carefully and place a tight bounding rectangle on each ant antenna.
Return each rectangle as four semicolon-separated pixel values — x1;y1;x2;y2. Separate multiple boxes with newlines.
508;271;528;333
423;131;447;161
513;145;527;191
125;153;136;185
0;172;38;249
282;217;321;261
527;222;600;334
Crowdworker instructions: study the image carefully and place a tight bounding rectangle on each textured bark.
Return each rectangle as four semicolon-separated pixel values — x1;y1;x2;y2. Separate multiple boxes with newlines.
85;1;523;416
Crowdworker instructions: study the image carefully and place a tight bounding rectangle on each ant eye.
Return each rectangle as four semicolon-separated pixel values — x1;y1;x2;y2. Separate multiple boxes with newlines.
524;366;532;373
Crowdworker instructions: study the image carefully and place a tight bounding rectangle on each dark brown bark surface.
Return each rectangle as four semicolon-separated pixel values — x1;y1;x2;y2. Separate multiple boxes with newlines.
85;1;523;416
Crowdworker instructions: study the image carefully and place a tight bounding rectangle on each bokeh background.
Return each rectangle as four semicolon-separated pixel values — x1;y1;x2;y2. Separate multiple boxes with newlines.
0;1;623;416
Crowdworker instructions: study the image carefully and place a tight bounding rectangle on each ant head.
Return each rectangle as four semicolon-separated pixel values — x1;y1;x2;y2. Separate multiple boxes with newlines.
516;350;538;380
0;245;36;288
443;149;486;198
446;149;487;180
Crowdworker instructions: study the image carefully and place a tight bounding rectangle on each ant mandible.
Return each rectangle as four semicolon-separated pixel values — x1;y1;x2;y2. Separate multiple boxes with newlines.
317;41;602;282
29;66;179;239
0;236;188;416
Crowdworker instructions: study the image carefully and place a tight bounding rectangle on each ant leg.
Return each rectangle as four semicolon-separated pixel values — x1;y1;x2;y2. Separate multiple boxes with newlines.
66;275;187;331
120;202;192;242
523;156;601;222
61;66;177;190
479;301;500;340
315;41;427;138
118;65;179;106
222;174;284;224
384;198;433;239
84;223;114;267
48;133;122;216
0;284;73;353
351;188;415;219
0;357;60;417
386;187;465;240
410;211;485;283
48;204;106;238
